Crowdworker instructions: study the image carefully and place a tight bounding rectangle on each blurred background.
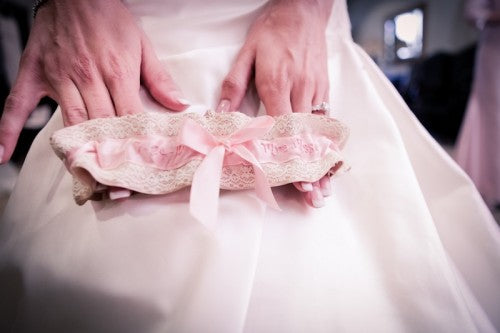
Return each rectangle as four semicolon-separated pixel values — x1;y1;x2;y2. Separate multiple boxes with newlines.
0;0;498;222
348;0;477;145
348;0;499;223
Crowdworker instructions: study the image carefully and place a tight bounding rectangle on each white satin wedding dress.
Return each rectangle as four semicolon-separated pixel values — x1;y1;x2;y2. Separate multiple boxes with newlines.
1;1;499;332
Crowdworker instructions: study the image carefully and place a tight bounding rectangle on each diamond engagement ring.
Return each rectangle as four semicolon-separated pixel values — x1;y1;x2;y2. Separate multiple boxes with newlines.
311;102;331;115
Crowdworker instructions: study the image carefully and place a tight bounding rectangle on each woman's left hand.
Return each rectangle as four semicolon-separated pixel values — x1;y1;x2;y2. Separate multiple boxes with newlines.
217;0;334;208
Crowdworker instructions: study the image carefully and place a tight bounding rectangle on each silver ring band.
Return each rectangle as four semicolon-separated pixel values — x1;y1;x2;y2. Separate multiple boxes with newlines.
311;101;331;113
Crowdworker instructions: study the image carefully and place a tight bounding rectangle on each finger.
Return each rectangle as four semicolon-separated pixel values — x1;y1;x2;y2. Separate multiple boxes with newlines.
259;87;293;116
314;49;330;107
290;77;315;113
55;80;88;126
313;83;330;105
217;46;255;112
109;79;143;116
256;69;293;116
319;79;330;104
141;37;189;111
104;63;143;116
0;73;43;163
319;175;332;197
78;79;115;119
312;78;330;115
306;181;325;208
293;181;314;192
69;56;115;119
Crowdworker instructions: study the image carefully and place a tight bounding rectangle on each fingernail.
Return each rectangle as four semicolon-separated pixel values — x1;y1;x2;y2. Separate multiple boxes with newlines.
311;188;325;208
178;98;190;106
171;92;190;106
0;144;4;164
312;198;325;208
109;188;132;200
321;179;332;197
216;99;230;113
301;182;313;192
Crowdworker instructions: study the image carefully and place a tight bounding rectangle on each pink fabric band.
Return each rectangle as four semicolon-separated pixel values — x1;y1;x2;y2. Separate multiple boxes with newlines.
51;111;349;226
179;117;280;226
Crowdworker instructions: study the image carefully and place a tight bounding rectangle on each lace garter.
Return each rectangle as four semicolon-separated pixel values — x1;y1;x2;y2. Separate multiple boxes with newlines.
50;111;349;226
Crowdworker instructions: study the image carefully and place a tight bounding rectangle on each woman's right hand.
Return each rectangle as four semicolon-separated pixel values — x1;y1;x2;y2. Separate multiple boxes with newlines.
0;0;189;163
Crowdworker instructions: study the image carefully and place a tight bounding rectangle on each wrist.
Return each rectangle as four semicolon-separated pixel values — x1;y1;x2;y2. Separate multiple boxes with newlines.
33;0;50;18
271;0;333;22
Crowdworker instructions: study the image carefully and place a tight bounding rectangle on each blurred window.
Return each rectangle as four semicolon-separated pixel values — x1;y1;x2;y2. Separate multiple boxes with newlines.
384;6;424;62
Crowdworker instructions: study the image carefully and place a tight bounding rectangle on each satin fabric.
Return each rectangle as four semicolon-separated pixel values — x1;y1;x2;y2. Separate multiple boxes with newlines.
1;0;499;332
179;116;280;226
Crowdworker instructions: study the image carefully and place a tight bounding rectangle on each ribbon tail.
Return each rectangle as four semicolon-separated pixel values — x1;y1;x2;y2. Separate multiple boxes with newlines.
253;165;281;211
233;146;280;211
190;145;225;228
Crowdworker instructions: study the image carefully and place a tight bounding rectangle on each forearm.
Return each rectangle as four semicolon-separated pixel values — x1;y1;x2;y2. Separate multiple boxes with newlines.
464;0;500;28
266;0;334;28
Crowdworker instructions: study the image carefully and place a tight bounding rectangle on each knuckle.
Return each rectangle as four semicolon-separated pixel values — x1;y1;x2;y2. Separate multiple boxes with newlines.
64;106;87;124
300;74;315;87
4;90;31;117
71;55;95;84
0;112;20;135
106;55;132;81
43;56;65;83
92;107;114;119
148;84;166;99
222;76;244;94
258;74;288;95
4;92;25;112
154;70;173;85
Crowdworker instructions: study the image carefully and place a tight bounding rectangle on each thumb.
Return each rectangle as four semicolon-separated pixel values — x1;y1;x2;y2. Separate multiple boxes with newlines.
217;46;255;112
0;70;42;163
141;37;189;111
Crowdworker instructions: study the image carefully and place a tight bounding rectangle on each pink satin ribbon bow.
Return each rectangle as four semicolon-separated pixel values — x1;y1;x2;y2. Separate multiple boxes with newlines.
180;116;281;227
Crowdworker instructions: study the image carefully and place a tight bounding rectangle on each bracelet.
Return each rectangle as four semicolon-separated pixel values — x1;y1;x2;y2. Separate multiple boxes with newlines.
33;0;50;18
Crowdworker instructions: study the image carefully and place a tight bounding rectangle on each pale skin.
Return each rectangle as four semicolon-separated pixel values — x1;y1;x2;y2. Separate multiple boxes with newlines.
0;0;334;208
217;0;334;207
465;0;500;28
0;0;189;162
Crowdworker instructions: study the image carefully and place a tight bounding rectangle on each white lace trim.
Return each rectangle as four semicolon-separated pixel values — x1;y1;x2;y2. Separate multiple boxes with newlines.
51;111;349;205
